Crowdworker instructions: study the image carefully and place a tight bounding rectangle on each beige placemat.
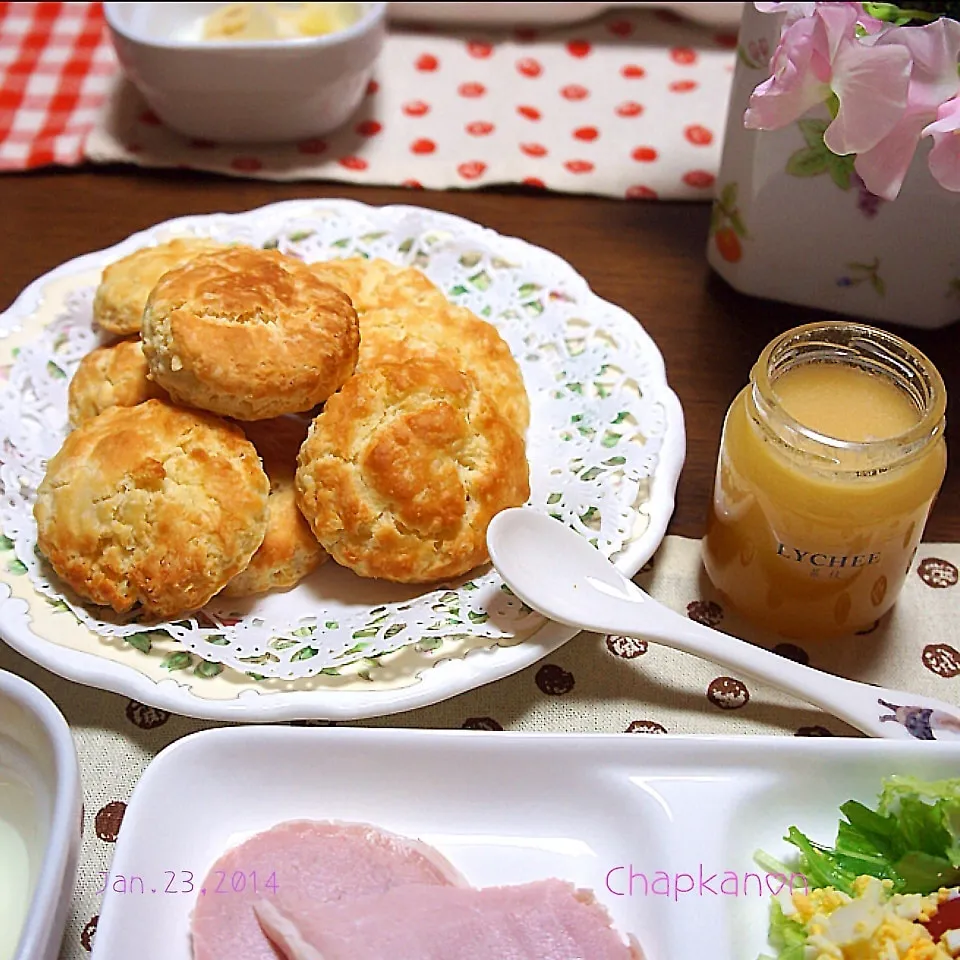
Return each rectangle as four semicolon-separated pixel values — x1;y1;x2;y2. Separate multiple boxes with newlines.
1;534;958;957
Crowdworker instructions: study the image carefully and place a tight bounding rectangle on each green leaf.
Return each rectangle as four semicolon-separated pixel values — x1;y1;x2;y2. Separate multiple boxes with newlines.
467;610;489;624
319;667;340;676
194;660;224;678
729;210;749;240
398;237;415;254
331;238;351;248
246;672;266;681
324;621;339;630
459;252;482;268
6;558;26;575
161;651;193;671
546;492;562;504
601;432;621;448
269;638;299;651
292;646;318;661
462;581;479;591
786;146;829;178
827;153;855;190
351;627;379;639
0;535;13;551
468;270;492;291
359;231;386;243
517;282;541;298
612;411;630;425
523;300;545;316
239;652;279;665
709;203;722;234
581;467;602;482
287;229;315;242
46;361;66;380
124;633;154;654
262;238;279;250
383;623;405;640
797;118;828;149
720;181;737;209
448;284;469;297
338;642;369;657
604;456;626;466
206;635;229;646
417;637;443;652
292;625;315;638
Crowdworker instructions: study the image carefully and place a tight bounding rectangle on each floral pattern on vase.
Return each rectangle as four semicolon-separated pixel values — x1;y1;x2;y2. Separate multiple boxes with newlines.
709;182;748;263
707;3;960;329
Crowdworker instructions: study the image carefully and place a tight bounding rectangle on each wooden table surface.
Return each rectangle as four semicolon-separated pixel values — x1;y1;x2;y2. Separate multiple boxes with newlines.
4;167;959;541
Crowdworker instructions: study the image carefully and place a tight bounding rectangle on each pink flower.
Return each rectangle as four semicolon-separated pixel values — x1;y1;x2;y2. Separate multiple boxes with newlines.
745;3;910;150
924;96;960;190
854;17;960;198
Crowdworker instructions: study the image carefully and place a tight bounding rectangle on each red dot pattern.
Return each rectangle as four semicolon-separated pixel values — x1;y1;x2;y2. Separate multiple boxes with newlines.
42;7;733;198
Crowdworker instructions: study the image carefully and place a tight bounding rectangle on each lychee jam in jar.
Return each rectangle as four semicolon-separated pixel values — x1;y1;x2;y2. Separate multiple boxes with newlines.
702;321;946;639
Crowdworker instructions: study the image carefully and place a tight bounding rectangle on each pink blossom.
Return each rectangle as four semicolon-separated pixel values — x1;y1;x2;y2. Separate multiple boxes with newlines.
744;4;908;141
923;96;960;191
854;17;960;198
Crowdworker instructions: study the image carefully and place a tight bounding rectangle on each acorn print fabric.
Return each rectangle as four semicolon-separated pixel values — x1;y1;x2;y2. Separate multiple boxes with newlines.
84;8;736;198
1;536;958;958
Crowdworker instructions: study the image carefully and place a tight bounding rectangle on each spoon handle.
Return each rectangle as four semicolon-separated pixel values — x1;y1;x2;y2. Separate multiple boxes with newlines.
595;591;960;741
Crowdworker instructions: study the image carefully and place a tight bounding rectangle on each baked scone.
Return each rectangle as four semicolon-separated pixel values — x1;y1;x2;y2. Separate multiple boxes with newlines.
221;416;328;598
296;358;530;583
93;237;229;335
141;247;360;420
67;338;167;426
309;257;448;315
34;400;270;617
359;303;530;435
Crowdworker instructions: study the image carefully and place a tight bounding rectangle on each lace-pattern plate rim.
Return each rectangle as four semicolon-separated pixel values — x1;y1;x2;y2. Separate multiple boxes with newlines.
0;199;685;721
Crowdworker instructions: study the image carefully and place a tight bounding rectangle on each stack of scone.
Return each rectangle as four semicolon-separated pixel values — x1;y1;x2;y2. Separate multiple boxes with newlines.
34;239;530;620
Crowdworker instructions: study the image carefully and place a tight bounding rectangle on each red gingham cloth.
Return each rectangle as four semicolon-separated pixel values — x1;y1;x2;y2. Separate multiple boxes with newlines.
0;1;116;170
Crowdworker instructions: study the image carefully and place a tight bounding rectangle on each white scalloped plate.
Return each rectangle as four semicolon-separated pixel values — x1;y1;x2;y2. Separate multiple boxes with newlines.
0;199;684;721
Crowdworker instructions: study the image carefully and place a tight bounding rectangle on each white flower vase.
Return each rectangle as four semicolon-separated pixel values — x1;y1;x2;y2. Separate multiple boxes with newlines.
707;4;960;330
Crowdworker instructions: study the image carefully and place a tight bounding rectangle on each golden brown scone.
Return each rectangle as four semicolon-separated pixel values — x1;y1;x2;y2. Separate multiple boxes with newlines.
308;257;529;434
141;247;360;421
67;339;167;426
93;237;230;335
309;257;448;315
296;358;530;583
359;304;530;435
221;416;328;597
34;400;269;618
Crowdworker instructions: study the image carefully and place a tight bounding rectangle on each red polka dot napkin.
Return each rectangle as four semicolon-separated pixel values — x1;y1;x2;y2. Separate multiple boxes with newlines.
0;3;737;198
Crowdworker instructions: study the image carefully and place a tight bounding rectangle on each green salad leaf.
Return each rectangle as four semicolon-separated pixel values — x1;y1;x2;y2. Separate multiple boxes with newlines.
767;900;807;960
778;780;960;895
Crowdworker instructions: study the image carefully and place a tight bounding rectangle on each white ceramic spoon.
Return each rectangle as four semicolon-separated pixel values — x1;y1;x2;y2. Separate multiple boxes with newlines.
487;507;960;742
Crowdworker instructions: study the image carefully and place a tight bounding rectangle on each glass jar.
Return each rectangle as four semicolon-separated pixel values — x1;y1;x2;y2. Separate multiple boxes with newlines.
701;321;947;640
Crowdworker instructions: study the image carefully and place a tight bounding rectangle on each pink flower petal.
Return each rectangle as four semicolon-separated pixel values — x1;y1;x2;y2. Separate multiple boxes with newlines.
744;17;830;129
824;43;911;155
855;113;930;199
923;97;960;191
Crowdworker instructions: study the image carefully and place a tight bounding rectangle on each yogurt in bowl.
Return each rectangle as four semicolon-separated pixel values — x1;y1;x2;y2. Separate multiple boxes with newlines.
103;2;387;142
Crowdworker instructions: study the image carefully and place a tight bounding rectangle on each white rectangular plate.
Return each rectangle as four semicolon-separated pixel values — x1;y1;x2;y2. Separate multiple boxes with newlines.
92;729;960;959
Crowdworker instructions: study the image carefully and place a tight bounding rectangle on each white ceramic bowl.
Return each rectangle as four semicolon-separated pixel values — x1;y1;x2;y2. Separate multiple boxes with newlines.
103;2;387;143
0;669;81;960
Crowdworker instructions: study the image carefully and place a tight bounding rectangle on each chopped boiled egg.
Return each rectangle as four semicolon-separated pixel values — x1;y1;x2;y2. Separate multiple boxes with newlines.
790;878;960;960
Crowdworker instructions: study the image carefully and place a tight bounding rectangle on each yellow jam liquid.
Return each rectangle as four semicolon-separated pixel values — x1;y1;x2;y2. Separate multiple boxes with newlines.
702;363;946;639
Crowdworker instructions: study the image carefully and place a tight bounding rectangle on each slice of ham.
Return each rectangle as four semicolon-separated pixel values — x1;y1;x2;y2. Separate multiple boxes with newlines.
191;821;464;960
254;878;644;960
